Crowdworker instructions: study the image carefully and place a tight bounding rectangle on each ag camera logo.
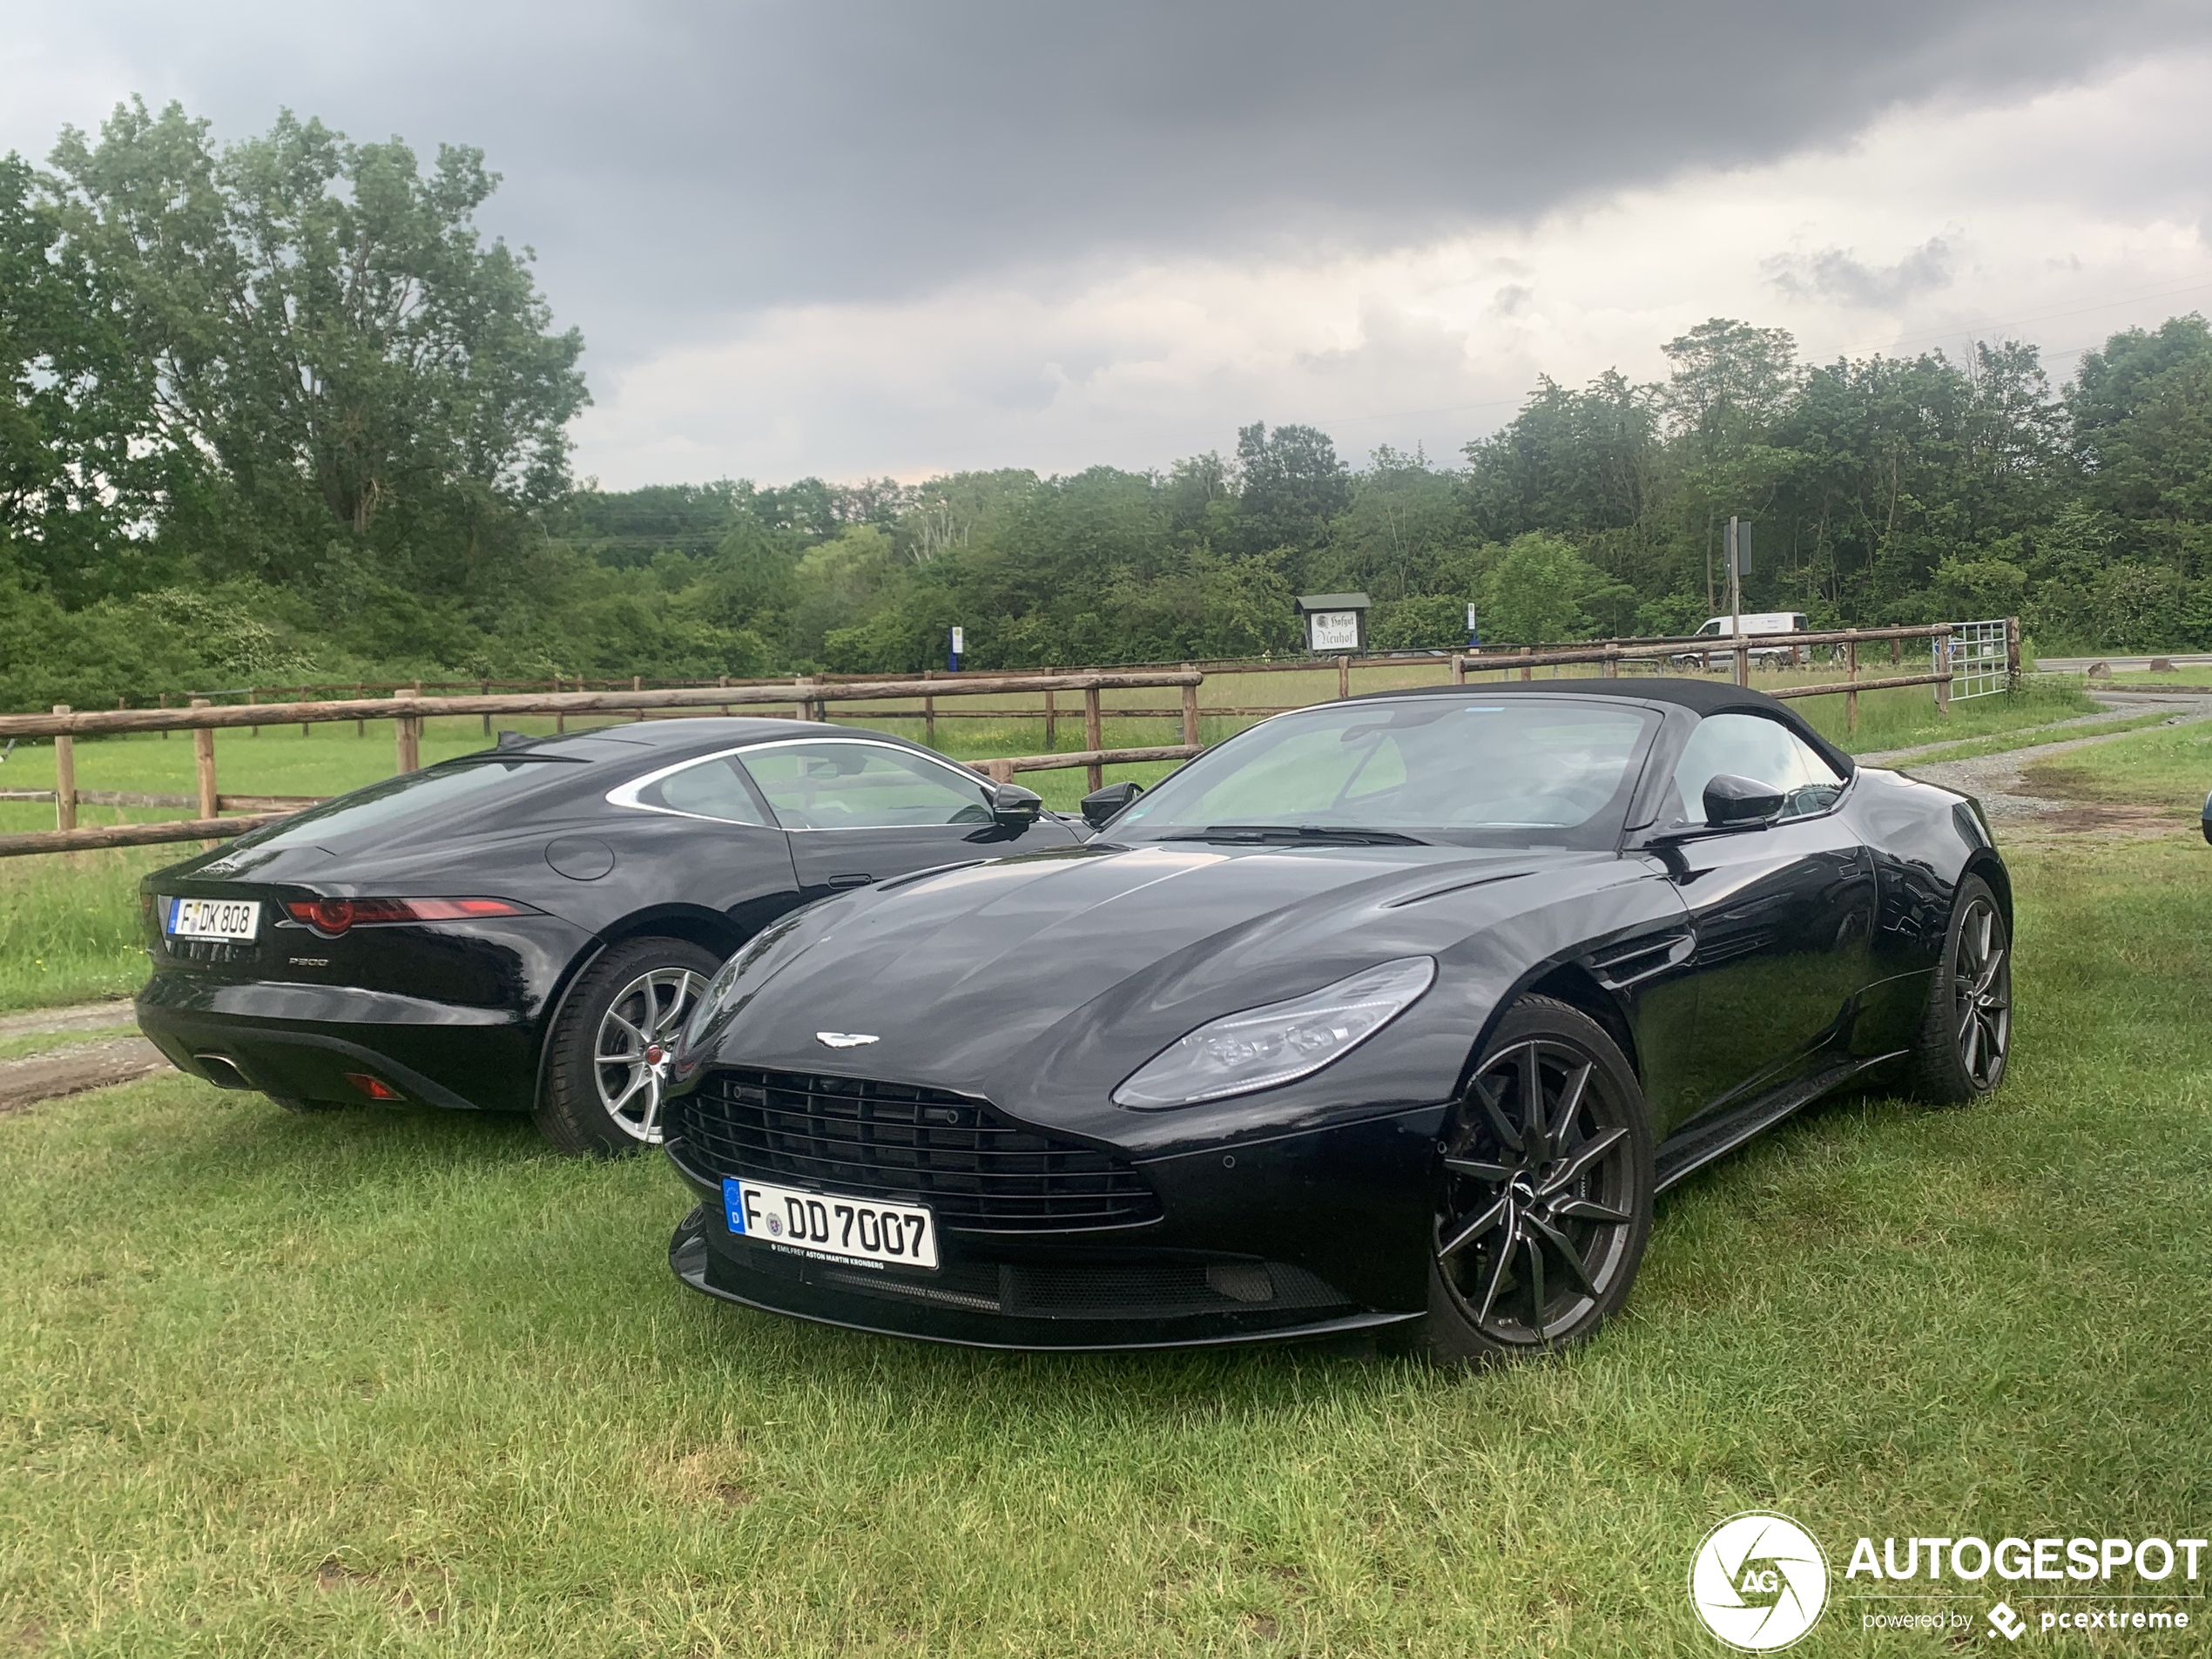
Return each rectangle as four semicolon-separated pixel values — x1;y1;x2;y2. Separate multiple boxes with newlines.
1689;1512;1830;1650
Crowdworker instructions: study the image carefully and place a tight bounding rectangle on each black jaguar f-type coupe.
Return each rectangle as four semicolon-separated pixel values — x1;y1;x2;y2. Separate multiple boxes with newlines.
134;719;1082;1154
662;678;2012;1359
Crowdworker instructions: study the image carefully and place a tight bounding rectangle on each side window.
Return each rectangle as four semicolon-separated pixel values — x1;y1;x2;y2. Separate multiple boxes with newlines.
635;755;772;826
1670;713;1844;825
740;742;992;830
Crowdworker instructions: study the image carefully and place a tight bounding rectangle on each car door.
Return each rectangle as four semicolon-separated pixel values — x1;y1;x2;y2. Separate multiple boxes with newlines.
737;737;1080;899
1656;711;1876;1116
603;749;808;934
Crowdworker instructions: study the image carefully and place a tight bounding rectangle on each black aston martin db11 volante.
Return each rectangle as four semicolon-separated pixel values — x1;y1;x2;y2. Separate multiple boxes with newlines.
662;678;2012;1359
134;720;1082;1154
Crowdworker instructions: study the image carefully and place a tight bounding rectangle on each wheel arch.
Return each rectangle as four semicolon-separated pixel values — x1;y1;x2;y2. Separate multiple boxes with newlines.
597;902;753;961
1454;959;1643;1101
1962;851;2012;930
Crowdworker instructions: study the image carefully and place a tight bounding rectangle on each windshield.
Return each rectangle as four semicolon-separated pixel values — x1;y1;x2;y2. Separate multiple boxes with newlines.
241;755;583;851
1110;697;1658;850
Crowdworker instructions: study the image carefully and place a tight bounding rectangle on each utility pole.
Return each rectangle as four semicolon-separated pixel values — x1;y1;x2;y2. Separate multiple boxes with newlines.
1727;516;1743;637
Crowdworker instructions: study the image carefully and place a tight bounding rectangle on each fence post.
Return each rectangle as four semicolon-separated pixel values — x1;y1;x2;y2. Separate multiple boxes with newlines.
1338;655;1350;699
394;689;421;772
1042;685;1054;748
51;706;74;833
1520;646;1533;683
1733;639;1749;688
1934;628;1952;716
1451;653;1466;685
719;675;731;717
926;669;938;745
1603;644;1620;678
1180;666;1200;750
249;687;260;738
2006;616;2021;691
1845;637;1859;737
982;759;1015;785
1891;637;1900;667
792;677;814;721
633;674;645;722
1084;683;1103;792
482;680;492;735
191;698;218;849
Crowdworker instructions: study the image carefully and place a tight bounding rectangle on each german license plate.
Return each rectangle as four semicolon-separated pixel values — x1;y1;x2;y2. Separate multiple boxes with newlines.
165;897;260;941
721;1176;938;1271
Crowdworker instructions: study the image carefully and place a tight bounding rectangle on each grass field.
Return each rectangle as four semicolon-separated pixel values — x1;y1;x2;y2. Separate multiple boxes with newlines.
2;810;2208;1654
0;672;2105;1015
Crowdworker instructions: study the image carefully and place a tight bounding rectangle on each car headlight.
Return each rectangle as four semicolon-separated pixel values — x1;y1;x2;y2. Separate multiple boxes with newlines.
1112;956;1437;1109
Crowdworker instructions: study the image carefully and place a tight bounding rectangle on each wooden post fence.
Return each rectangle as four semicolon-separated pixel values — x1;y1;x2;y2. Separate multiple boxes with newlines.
51;706;74;832
394;688;421;773
1084;685;1104;792
0;639;1986;859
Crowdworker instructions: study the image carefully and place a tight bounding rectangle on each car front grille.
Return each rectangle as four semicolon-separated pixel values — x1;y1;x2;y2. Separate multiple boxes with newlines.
671;1069;1163;1234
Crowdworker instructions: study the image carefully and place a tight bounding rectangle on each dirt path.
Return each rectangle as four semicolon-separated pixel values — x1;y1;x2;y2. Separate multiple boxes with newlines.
0;998;138;1042
0;998;172;1115
1878;691;2212;827
0;1035;171;1114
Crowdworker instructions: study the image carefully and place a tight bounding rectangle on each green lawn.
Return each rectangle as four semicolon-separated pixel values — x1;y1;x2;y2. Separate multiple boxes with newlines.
1;825;2209;1655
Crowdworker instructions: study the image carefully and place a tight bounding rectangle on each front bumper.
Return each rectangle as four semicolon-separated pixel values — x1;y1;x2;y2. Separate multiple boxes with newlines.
665;1100;1447;1352
136;974;539;1111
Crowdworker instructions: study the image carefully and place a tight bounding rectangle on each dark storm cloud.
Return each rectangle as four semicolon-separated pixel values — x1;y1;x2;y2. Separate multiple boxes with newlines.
9;0;2209;366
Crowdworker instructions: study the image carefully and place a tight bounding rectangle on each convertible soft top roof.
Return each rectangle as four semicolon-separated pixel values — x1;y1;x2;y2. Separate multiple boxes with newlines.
1346;675;1856;777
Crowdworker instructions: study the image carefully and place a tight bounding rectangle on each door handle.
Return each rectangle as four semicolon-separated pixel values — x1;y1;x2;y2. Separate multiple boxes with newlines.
827;873;873;888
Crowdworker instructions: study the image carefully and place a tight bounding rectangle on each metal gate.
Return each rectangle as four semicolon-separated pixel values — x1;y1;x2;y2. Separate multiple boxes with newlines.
1950;618;2012;700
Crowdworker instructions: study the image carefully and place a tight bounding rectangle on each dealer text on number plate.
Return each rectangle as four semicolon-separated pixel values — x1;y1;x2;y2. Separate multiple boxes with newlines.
165;897;260;941
721;1177;938;1270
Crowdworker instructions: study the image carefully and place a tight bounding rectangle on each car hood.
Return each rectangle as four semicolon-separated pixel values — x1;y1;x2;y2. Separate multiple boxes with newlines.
678;839;1630;1136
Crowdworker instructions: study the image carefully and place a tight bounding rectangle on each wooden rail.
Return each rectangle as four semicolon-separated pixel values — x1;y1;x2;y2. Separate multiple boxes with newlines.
0;622;2017;857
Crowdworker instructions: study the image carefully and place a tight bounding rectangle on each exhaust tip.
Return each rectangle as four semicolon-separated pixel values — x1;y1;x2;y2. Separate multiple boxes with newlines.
193;1054;253;1090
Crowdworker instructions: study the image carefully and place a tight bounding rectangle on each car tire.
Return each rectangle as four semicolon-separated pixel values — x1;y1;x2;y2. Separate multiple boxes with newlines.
535;936;722;1157
1409;995;1655;1367
1905;873;2011;1105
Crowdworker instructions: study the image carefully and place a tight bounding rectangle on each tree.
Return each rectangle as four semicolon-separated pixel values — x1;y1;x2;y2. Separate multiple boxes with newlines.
2068;314;2212;577
1482;533;1606;644
1231;421;1349;565
0;151;167;604
45;99;588;593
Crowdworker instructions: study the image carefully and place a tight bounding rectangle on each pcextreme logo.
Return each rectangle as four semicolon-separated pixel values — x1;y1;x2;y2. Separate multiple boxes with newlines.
1689;1512;1831;1651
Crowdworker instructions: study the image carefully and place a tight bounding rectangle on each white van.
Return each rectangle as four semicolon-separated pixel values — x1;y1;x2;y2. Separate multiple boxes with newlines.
1683;612;1808;669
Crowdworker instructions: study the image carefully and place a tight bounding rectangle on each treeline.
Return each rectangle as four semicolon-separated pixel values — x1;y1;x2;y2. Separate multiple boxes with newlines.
7;100;2212;711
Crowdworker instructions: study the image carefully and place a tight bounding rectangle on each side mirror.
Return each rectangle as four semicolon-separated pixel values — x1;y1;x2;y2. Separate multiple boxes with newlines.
1703;772;1787;830
1081;780;1143;829
2202;788;2211;846
988;780;1043;829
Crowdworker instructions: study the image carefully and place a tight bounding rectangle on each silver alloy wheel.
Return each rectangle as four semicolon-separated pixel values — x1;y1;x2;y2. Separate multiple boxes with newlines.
593;966;707;1143
1952;895;2011;1091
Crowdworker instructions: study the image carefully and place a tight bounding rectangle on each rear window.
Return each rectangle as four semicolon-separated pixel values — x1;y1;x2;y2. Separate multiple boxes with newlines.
242;757;583;850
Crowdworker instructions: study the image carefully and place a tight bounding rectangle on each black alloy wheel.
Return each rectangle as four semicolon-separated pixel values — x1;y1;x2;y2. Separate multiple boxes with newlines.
1907;873;2011;1103
1418;996;1654;1365
536;935;723;1157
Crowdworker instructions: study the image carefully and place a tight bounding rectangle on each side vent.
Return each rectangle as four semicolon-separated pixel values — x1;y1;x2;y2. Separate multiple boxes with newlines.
1581;927;1696;991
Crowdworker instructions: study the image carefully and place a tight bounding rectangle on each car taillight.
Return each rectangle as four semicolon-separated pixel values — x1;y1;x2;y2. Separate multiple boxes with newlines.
284;897;531;935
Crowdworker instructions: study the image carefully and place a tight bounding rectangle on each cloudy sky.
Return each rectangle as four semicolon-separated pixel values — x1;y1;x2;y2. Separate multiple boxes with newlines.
6;2;2211;488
